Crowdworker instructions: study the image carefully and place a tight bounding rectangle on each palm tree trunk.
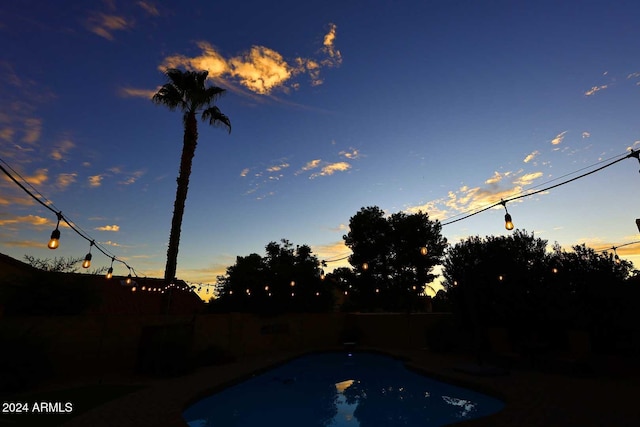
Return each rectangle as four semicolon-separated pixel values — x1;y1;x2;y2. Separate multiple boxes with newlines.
164;112;199;285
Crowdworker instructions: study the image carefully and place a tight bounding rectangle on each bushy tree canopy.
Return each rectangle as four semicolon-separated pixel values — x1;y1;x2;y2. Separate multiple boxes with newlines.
341;206;447;311
212;239;332;313
443;230;637;332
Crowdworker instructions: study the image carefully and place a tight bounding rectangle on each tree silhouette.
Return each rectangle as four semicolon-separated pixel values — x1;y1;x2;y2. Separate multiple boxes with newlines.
152;68;231;285
443;231;638;356
213;239;332;313
343;206;447;311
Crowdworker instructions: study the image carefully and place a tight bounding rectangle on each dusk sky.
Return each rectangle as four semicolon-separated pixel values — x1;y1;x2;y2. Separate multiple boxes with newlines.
2;0;640;299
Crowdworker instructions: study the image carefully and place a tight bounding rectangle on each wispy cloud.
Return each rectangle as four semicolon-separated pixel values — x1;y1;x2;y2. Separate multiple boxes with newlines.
24;168;48;186
312;240;351;271
137;1;159;16
118;170;145;185
310;161;351;179
514;172;543;186
266;162;290;173
118;87;159;99
240;168;250;177
95;224;120;232
584;85;608;96
405;199;449;221
50;139;75;161
56;173;77;189
523;150;540;163
296;159;322;175
582;131;591;138
0;214;53;229
86;13;134;41
339;148;360;159
159;24;341;95
484;171;503;185
551;131;567;145
1;239;47;248
22;118;41;144
88;175;103;187
408;169;544;219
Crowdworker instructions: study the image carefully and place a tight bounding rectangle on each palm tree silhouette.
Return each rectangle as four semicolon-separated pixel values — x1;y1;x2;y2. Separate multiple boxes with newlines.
153;68;231;285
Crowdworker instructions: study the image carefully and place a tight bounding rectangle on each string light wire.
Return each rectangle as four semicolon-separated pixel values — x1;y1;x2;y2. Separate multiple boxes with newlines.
0;157;144;278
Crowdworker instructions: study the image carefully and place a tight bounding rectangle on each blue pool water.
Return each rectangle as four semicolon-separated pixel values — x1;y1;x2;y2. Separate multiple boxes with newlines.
182;352;504;427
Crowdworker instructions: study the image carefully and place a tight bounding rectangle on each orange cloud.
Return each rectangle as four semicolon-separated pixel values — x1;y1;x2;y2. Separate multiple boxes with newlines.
485;171;503;185
266;162;290;173
95;224;120;232
514;172;543;186
50;139;75;161
88;175;103;187
310;161;351;178
339;148;360;159
406;200;449;221
158;24;341;95
584;85;608;96
229;46;293;94
551;131;567;145
22;118;41;144
296;159;322;175
0;214;54;229
137;1;159;16
86;13;133;41
56;173;77;189
24;168;48;186
523;150;540;163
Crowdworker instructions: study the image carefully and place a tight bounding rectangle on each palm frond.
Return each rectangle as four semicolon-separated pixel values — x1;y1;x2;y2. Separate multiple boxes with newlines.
202;106;231;133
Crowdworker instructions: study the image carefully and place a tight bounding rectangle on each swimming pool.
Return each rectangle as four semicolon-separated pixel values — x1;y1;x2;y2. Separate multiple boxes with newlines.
182;352;504;427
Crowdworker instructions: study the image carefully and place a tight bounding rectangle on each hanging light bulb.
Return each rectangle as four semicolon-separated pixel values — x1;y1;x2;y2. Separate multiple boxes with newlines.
48;228;60;249
126;267;132;285
362;262;369;271
48;213;63;249
500;200;514;230
106;257;114;279
82;241;94;268
613;247;621;264
420;246;428;256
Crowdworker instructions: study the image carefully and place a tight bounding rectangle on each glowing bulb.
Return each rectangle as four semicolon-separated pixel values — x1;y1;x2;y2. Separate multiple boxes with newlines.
420;246;428;255
126;274;132;285
82;253;92;268
131;286;137;292
290;280;295;287
504;213;514;230
48;228;60;249
552;267;558;274
362;262;369;271
106;267;113;279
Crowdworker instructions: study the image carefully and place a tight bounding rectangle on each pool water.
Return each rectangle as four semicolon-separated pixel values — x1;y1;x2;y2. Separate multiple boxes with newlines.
183;352;504;427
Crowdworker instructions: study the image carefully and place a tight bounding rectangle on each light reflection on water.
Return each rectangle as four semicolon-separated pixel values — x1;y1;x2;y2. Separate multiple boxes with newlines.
183;352;503;427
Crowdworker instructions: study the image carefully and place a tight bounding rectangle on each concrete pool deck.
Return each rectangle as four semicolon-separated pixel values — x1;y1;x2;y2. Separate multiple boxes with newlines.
57;347;640;427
